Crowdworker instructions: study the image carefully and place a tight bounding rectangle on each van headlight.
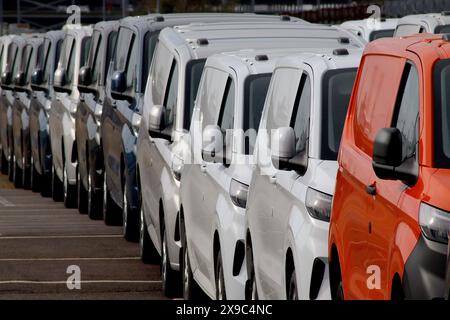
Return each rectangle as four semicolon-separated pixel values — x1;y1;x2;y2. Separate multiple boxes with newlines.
229;179;248;209
306;187;332;222
419;202;449;244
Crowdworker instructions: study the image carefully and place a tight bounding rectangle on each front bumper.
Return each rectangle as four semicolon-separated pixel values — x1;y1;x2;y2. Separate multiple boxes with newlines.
216;196;247;300
402;235;447;299
293;213;331;300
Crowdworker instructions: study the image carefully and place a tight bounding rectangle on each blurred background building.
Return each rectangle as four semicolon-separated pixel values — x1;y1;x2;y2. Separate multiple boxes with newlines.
0;0;449;34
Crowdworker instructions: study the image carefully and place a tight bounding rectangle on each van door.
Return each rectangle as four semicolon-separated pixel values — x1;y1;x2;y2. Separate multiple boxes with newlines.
340;55;405;299
251;67;303;299
367;62;420;299
187;68;229;281
107;28;136;202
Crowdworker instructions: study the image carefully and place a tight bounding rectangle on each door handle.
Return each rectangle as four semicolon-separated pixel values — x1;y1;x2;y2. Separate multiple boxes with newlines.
366;183;376;196
200;164;207;173
269;175;277;184
112;102;117;109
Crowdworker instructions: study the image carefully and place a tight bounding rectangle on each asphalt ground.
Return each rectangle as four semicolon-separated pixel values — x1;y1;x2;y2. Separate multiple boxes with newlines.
0;174;165;299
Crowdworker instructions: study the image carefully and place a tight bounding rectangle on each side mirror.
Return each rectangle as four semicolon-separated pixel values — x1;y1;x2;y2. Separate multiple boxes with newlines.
1;70;12;86
31;68;44;85
14;71;26;87
54;68;66;87
372;127;417;185
202;125;223;163
271;127;307;174
148;104;166;133
111;70;126;93
78;66;92;87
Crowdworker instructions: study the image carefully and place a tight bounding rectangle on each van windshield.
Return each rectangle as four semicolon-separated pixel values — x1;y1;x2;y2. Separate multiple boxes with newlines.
320;68;357;160
183;59;206;130
244;73;272;154
433;59;450;169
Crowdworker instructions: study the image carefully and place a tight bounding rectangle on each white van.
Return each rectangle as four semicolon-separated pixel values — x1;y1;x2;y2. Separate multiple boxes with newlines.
245;48;362;300
48;25;92;207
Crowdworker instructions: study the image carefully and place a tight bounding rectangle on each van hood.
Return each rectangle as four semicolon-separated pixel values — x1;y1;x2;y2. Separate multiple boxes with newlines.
423;168;450;212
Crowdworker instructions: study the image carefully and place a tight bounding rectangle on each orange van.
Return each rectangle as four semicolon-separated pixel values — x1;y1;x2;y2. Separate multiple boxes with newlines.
329;33;450;300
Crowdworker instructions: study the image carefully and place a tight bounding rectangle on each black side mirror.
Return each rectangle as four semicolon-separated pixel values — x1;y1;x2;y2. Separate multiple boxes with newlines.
111;70;126;93
78;66;92;87
271;127;307;174
54;68;66;87
31;68;44;85
372;127;417;185
1;70;12;86
14;72;26;87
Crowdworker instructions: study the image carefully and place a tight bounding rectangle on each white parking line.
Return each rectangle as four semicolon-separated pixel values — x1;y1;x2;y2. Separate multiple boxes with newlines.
0;196;14;207
0;280;162;284
0;257;141;261
0;235;122;240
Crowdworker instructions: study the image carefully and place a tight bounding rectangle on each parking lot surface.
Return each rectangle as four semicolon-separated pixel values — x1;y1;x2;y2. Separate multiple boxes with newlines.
0;174;164;299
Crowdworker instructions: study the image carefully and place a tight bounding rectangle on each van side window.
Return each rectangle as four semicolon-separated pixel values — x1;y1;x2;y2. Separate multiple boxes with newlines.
150;43;172;106
125;35;137;93
199;68;229;131
65;38;75;86
163;60;178;135
354;55;405;156
90;32;102;85
392;63;419;161
142;31;158;92
105;31;117;85
266;68;302;132
218;78;235;133
0;44;4;75
81;37;91;67
291;74;311;154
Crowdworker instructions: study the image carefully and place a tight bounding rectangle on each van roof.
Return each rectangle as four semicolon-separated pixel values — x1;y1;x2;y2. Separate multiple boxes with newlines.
396;12;450;29
44;30;65;42
275;47;363;72
209;47;359;75
93;20;119;33
341;18;398;31
117;13;307;34
62;24;92;37
160;22;365;60
364;33;450;60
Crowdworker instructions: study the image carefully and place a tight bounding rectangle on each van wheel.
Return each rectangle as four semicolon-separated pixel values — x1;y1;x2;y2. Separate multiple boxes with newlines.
245;244;258;300
63;162;77;208
22;155;31;190
52;162;63;201
0;150;8;174
215;249;226;300
13;156;23;188
40;170;52;197
139;206;159;264
87;170;102;220
77;170;88;214
287;268;298;300
103;171;121;225
122;175;138;241
161;223;179;297
181;224;201;300
336;281;344;300
30;156;41;193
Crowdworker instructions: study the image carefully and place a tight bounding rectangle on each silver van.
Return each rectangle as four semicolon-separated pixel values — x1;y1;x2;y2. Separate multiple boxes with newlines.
48;25;92;206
